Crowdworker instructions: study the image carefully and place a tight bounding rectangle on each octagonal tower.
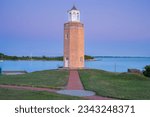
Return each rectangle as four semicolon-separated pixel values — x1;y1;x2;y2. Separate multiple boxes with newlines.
64;6;84;69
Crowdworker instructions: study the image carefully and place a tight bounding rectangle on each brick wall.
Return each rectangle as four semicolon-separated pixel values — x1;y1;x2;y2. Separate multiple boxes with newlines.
64;22;84;69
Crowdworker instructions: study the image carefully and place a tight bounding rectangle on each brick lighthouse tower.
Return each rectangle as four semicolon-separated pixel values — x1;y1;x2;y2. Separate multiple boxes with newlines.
64;5;84;69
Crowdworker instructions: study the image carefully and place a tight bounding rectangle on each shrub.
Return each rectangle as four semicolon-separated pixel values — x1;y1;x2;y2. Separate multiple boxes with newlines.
143;65;150;77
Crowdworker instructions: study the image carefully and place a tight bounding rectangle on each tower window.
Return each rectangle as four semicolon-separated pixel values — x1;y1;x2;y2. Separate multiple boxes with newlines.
77;13;79;20
65;34;69;40
69;13;71;19
80;57;83;62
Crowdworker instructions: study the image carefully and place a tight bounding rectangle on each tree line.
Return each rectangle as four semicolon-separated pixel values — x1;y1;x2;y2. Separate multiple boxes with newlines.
0;53;94;61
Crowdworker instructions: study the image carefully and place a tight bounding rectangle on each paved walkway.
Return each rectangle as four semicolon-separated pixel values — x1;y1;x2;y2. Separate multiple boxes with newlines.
0;85;56;93
61;70;113;99
66;70;84;90
57;90;95;97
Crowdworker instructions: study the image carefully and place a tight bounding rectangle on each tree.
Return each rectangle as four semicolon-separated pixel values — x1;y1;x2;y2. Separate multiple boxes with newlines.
143;65;150;77
11;56;18;60
0;53;4;56
84;55;94;60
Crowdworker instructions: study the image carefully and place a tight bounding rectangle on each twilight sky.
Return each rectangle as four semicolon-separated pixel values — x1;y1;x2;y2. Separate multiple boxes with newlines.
0;0;150;57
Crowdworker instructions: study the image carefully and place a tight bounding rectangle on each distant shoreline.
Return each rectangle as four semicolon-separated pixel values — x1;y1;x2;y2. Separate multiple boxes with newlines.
0;53;94;61
1;53;150;62
94;56;150;58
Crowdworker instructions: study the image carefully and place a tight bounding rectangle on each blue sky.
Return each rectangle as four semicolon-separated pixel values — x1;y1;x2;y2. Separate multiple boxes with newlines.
0;0;150;56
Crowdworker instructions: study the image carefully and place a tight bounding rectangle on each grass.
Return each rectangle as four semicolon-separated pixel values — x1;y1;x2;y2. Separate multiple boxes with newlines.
0;88;82;100
0;70;68;89
79;69;150;100
1;69;150;100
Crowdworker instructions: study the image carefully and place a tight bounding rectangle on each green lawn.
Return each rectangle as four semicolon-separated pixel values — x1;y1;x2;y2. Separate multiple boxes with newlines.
0;70;68;89
1;69;150;100
79;69;150;100
0;88;81;100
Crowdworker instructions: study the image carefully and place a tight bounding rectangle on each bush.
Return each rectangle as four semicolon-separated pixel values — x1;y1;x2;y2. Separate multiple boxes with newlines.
143;65;150;77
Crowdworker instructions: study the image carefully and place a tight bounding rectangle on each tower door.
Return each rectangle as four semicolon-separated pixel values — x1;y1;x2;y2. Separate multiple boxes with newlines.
64;57;69;67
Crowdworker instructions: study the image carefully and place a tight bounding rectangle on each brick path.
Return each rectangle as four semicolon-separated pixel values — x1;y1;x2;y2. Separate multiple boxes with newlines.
65;70;113;100
66;70;84;90
0;85;56;93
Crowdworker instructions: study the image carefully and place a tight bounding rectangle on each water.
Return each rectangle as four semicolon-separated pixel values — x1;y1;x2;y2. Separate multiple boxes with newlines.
0;57;150;72
0;60;63;72
85;57;150;72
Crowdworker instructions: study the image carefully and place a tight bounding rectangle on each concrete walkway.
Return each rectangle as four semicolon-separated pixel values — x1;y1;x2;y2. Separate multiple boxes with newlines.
57;90;95;97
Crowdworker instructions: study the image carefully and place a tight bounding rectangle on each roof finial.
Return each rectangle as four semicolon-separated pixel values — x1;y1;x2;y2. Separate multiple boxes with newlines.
71;4;77;10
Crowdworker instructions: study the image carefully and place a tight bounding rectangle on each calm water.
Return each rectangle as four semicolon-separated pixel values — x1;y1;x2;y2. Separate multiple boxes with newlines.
0;57;150;72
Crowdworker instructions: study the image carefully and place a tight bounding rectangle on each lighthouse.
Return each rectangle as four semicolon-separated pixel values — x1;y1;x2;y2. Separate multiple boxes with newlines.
64;6;84;69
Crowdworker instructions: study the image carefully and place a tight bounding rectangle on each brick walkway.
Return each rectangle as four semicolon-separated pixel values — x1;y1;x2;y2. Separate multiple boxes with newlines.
0;85;56;93
66;70;84;90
